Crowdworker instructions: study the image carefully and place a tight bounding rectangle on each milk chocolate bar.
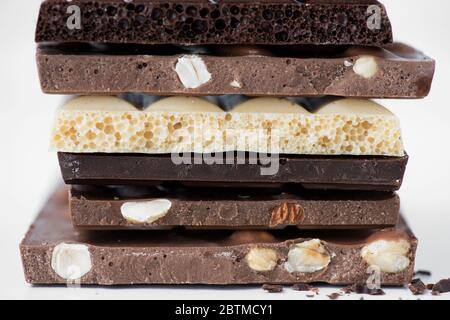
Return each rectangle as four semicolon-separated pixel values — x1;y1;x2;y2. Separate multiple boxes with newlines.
51;96;404;156
20;187;416;285
70;185;400;229
59;153;408;191
36;0;393;46
37;43;435;98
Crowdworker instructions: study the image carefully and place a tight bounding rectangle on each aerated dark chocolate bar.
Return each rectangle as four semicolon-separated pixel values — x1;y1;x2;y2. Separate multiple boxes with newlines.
36;0;393;46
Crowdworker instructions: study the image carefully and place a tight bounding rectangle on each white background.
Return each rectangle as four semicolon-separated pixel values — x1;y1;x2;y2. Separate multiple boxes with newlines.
0;0;449;300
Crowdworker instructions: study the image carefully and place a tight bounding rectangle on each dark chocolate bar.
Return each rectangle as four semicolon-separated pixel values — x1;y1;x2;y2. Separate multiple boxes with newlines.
58;153;408;191
20;187;416;285
36;0;393;46
70;185;400;229
37;43;435;98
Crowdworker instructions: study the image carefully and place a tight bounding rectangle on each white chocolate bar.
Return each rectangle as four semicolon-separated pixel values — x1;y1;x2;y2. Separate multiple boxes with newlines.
51;96;403;156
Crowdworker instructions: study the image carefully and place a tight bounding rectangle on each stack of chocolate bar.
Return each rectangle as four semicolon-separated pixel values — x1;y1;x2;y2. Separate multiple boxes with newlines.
21;1;435;287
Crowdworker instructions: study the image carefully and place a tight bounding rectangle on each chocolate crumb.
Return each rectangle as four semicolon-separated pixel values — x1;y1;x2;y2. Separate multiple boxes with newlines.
342;283;385;296
408;279;427;295
262;284;283;293
413;270;432;277
432;279;450;294
327;293;341;300
292;283;313;291
426;283;435;290
310;287;320;295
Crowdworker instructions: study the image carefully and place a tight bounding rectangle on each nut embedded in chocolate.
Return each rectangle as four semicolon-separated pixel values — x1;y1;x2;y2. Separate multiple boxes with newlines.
120;199;172;224
51;243;92;281
246;248;278;272
361;236;411;273
353;56;379;79
284;239;332;274
175;55;211;89
270;203;304;227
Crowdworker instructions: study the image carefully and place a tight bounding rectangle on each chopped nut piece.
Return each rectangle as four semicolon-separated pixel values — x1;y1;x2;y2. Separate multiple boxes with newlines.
284;239;332;273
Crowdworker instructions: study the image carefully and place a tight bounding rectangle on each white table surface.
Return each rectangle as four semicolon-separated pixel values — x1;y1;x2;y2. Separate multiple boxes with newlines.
1;0;449;300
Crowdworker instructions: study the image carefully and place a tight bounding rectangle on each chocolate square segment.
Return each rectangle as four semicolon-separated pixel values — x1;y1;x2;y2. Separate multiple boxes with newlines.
36;0;393;46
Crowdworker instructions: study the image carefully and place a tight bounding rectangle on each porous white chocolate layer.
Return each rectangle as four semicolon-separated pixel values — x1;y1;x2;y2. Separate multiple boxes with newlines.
51;96;403;156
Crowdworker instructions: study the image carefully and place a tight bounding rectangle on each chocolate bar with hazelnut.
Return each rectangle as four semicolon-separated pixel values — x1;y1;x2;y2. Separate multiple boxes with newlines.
36;0;393;46
69;185;400;230
37;43;435;98
20;187;416;285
